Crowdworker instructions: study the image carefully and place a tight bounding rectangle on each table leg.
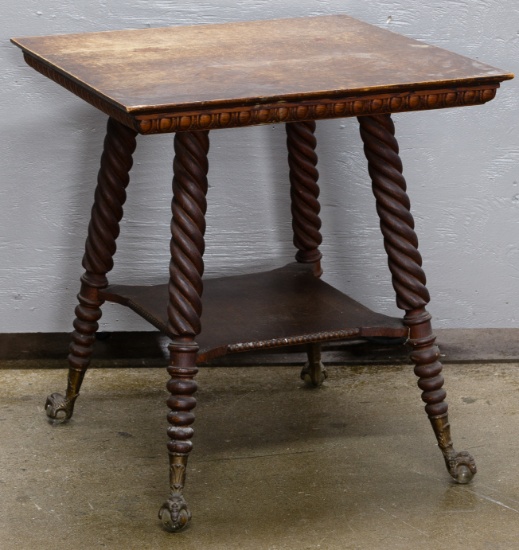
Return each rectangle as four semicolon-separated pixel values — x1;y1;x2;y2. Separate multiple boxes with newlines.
358;113;476;483
286;120;323;271
286;121;327;386
45;117;137;421
159;130;209;532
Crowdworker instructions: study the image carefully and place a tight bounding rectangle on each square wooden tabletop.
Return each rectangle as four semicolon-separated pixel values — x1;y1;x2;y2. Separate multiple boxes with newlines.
12;15;513;133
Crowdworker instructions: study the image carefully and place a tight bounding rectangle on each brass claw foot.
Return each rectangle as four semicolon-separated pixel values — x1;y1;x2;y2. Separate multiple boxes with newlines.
159;494;192;532
429;415;476;484
45;392;76;422
300;361;328;387
445;450;477;484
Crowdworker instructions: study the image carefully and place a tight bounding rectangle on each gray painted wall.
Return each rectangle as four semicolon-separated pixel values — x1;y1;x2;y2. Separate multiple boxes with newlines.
1;1;518;333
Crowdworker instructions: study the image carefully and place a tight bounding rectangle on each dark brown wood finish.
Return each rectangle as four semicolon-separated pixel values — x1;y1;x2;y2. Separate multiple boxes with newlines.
285;120;326;384
13;14;513;532
101;263;408;362
358;113;476;481
160;130;210;531
286;121;323;268
45;117;137;421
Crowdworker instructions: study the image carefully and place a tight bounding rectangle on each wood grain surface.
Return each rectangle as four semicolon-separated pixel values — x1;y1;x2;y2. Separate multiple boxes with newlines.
12;15;512;116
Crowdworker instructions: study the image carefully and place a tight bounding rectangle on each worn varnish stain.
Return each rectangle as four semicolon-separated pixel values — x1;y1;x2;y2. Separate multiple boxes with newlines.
12;15;512;116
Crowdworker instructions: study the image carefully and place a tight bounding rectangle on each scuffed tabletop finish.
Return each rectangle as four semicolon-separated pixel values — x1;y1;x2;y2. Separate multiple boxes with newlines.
12;15;513;133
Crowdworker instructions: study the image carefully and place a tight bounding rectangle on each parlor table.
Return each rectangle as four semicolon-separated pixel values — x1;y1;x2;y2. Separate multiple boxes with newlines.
12;15;513;531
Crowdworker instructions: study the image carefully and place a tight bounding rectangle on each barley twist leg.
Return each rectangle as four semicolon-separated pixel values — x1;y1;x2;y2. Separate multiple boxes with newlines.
358;114;476;483
286;120;323;268
286;122;327;383
159;130;209;532
46;117;137;422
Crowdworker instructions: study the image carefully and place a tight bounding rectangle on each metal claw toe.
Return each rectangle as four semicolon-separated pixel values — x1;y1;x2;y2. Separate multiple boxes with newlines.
159;494;192;532
447;451;477;484
300;361;328;387
45;392;75;422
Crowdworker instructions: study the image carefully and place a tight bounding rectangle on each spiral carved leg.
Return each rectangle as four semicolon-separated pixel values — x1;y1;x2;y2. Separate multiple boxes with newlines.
286;121;323;272
358;114;476;483
46;280;103;421
286;122;326;381
159;344;198;532
159;130;209;531
300;343;328;387
45;117;137;422
407;311;476;483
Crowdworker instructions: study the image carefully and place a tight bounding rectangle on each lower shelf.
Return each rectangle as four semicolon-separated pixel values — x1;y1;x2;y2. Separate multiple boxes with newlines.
100;262;407;363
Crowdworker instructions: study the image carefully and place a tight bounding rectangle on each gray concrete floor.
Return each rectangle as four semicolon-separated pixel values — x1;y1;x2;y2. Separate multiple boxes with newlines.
1;363;518;549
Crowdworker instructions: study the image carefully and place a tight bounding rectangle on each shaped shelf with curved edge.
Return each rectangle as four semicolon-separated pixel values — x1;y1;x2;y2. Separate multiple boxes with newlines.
100;262;408;364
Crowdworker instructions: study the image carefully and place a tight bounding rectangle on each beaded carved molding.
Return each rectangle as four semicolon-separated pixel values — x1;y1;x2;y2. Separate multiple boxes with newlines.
136;87;498;134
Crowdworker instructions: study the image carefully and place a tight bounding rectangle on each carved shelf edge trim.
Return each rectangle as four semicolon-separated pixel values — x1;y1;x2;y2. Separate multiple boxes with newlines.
136;86;498;134
227;329;363;354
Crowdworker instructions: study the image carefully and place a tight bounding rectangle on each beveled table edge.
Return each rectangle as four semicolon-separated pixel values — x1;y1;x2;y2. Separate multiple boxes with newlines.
19;53;506;134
